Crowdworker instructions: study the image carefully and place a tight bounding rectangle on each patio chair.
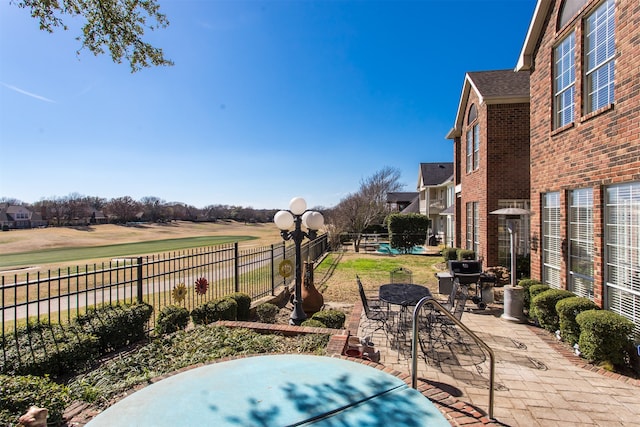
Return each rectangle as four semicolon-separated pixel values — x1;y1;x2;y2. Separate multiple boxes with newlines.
390;267;413;284
417;284;484;367
357;276;393;340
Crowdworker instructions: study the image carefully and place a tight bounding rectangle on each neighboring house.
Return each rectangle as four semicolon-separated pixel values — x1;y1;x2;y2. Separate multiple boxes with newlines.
416;163;454;246
446;70;530;268
517;0;639;335
0;203;48;229
386;192;418;213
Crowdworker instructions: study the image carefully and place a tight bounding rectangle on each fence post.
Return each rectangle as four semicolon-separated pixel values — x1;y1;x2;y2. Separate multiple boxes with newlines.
270;244;275;296
234;242;240;293
136;257;143;304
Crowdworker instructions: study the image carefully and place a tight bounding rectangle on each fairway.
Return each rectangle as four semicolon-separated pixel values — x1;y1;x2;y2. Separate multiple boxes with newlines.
0;221;284;270
0;235;256;269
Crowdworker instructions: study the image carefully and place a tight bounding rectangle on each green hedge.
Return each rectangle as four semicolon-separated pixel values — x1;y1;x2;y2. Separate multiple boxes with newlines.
310;310;346;329
301;319;326;328
530;289;575;331
156;305;190;335
556;297;599;345
226;293;252;321
576;310;634;366
528;284;551;316
456;249;476;260
441;247;458;261
191;297;238;325
518;278;543;313
0;322;99;377
0;374;72;427
74;303;153;353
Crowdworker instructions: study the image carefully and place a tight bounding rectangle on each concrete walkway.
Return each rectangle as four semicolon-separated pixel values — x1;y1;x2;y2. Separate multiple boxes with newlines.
357;303;639;427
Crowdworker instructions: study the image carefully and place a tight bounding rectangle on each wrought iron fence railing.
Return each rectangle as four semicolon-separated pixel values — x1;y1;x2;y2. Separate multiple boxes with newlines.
1;234;328;338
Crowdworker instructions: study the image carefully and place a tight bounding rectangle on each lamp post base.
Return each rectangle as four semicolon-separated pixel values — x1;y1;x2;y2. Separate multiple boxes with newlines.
289;302;307;326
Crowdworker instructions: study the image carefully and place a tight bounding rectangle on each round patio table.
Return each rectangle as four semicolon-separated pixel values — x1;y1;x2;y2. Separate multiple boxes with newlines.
85;354;449;427
379;283;432;307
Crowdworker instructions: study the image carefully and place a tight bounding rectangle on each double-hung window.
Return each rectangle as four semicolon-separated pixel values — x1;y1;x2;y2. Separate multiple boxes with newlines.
585;0;615;113
568;188;594;299
466;104;479;173
543;192;562;288
554;32;575;128
466;202;479;254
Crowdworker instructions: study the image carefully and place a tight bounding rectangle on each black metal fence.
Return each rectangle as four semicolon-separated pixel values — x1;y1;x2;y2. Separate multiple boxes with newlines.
1;234;328;338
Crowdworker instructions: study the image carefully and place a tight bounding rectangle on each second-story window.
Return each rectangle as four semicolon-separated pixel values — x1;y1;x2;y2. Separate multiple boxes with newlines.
466;104;479;173
585;0;615;113
554;32;575;128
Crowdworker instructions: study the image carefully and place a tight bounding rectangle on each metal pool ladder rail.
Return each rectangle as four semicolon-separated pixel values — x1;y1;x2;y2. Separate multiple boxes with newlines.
410;296;496;421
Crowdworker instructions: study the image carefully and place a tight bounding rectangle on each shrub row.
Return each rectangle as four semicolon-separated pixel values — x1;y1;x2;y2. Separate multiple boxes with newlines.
441;247;476;261
1;303;152;378
156;293;253;333
526;285;635;368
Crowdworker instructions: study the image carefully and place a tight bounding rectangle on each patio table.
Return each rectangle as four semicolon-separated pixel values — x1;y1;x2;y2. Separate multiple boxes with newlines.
85;354;449;426
379;283;432;357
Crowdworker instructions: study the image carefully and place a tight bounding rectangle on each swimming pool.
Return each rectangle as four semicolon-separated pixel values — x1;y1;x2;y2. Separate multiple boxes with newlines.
376;243;427;255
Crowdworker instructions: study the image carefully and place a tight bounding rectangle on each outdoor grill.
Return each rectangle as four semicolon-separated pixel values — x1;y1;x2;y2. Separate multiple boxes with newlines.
448;260;482;284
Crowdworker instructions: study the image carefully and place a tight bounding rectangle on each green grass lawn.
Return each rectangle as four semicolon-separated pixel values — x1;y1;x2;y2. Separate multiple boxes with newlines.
0;235;257;269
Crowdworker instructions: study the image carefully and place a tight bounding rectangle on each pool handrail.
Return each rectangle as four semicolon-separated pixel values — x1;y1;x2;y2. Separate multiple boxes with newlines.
410;296;495;421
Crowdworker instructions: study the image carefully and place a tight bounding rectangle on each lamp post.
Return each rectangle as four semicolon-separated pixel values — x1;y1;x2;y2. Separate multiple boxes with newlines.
274;197;324;325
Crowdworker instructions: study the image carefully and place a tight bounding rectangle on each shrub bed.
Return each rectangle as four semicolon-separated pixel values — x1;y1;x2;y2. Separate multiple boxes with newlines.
576;310;635;367
310;310;346;329
156;305;190;334
226;293;252;321
191;297;238;325
530;289;575;331
527;284;551;318
255;303;279;323
556;297;599;345
518;278;543;313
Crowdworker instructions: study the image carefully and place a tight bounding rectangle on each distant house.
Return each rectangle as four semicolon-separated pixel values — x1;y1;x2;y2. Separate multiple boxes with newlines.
517;0;639;335
386;192;418;213
417;162;454;246
0;203;48;229
446;69;530;267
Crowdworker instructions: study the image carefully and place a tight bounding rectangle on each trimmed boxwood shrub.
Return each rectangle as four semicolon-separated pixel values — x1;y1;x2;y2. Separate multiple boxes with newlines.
226;292;252;321
256;303;279;324
0;322;99;377
441;247;458;261
301;319;326;328
518;278;543;313
156;305;190;334
0;374;72;427
191;297;238;325
556;297;599;345
74;303;153;353
530;289;575;331
576;310;634;366
456;249;476;260
528;284;551;316
310;310;346;329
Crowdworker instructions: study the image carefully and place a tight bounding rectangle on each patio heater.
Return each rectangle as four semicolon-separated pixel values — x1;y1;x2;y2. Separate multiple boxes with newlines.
490;207;531;323
274;197;324;325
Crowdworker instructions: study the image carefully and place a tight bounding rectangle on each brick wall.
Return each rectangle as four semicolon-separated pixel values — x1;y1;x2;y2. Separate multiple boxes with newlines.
456;92;530;267
528;0;640;307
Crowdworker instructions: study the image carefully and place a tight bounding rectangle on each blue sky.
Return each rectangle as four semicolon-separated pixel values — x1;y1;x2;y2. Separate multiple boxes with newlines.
0;0;536;210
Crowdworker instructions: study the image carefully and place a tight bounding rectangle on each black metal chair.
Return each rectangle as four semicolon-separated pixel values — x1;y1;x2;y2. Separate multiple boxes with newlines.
357;276;393;339
390;267;413;284
417;284;485;367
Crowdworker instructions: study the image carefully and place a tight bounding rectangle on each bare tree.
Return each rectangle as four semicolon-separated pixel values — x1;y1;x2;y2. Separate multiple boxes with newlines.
105;196;140;223
328;167;404;252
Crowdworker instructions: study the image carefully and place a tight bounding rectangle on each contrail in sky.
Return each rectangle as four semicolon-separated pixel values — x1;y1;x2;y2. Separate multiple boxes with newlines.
1;82;56;103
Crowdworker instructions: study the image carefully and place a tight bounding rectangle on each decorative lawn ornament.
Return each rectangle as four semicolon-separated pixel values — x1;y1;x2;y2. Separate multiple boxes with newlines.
195;277;209;295
172;283;187;303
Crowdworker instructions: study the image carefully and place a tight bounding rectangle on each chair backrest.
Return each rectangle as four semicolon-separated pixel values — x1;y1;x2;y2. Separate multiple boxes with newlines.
356;276;371;316
451;284;469;321
444;280;460;311
390;267;413;284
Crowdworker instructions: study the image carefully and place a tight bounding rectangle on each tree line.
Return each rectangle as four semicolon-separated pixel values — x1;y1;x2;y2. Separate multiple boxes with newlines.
2;167;410;249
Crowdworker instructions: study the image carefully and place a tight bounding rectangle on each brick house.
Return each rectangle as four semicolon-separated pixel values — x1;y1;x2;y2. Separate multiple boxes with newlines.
517;0;639;334
446;70;531;269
